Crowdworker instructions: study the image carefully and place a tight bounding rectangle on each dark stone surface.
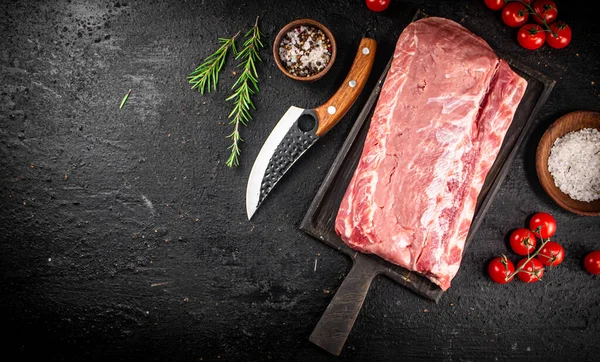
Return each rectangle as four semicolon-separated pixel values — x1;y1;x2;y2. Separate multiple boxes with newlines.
1;0;599;361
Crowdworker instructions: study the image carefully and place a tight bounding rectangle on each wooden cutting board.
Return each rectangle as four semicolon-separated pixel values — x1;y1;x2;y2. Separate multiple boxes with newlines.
299;10;555;356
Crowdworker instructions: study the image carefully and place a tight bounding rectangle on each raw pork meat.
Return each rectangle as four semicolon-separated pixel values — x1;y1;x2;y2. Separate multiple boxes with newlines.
335;17;527;290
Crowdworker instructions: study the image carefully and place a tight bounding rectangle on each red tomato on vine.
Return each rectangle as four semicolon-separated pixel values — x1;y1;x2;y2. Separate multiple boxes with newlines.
518;24;546;50
502;2;529;28
488;256;515;284
485;0;505;11
537;242;565;266
532;0;558;25
517;258;545;283
529;212;556;238
366;0;390;12
547;21;572;49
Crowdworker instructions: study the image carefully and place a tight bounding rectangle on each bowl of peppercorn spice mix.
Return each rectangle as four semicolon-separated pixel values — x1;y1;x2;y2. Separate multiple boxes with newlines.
273;18;336;82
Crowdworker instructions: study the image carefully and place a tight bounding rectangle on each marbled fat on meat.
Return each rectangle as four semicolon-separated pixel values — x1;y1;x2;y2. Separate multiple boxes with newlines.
335;17;527;290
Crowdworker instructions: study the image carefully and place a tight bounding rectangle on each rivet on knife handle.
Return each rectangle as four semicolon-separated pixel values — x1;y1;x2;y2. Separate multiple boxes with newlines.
314;38;377;137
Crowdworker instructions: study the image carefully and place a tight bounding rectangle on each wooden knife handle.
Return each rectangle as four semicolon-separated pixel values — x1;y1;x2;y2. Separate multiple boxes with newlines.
309;255;380;356
314;38;377;137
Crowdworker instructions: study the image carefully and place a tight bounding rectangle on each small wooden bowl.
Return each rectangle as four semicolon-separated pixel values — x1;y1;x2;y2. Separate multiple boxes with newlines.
273;19;337;82
536;111;600;216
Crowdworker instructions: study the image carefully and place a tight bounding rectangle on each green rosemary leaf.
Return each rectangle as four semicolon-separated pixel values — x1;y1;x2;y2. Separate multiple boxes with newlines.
188;32;239;95
120;89;132;109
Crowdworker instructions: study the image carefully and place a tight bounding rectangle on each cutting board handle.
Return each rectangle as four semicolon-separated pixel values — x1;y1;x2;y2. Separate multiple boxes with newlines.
309;254;380;356
314;38;377;137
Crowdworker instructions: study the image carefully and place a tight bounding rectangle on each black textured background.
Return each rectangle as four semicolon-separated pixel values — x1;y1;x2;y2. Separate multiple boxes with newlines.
1;0;599;361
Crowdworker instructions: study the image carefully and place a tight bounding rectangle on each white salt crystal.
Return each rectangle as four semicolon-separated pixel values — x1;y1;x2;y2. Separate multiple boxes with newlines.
547;128;600;202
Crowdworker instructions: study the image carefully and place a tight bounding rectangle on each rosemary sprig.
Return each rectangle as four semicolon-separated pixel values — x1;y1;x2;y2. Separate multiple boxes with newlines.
225;17;264;168
188;32;239;94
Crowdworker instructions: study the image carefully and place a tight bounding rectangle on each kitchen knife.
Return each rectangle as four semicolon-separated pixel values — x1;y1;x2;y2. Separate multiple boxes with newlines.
246;38;377;219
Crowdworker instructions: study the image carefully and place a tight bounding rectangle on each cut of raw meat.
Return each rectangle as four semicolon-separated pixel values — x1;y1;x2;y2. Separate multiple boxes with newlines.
335;17;527;291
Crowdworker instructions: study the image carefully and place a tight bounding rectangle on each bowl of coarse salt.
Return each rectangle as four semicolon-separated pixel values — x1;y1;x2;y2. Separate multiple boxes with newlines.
536;111;600;216
273;19;336;82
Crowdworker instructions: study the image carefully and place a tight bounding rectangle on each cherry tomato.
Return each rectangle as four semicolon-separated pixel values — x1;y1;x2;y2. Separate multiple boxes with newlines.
484;0;506;11
509;228;537;255
546;21;572;49
366;0;390;12
517;258;545;283
502;2;529;28
537;241;565;266
529;212;556;238
517;24;546;50
488;256;515;284
583;251;600;275
532;0;558;25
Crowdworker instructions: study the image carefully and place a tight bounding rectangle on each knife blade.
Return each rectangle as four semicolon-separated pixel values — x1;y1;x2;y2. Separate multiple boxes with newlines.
246;37;377;220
